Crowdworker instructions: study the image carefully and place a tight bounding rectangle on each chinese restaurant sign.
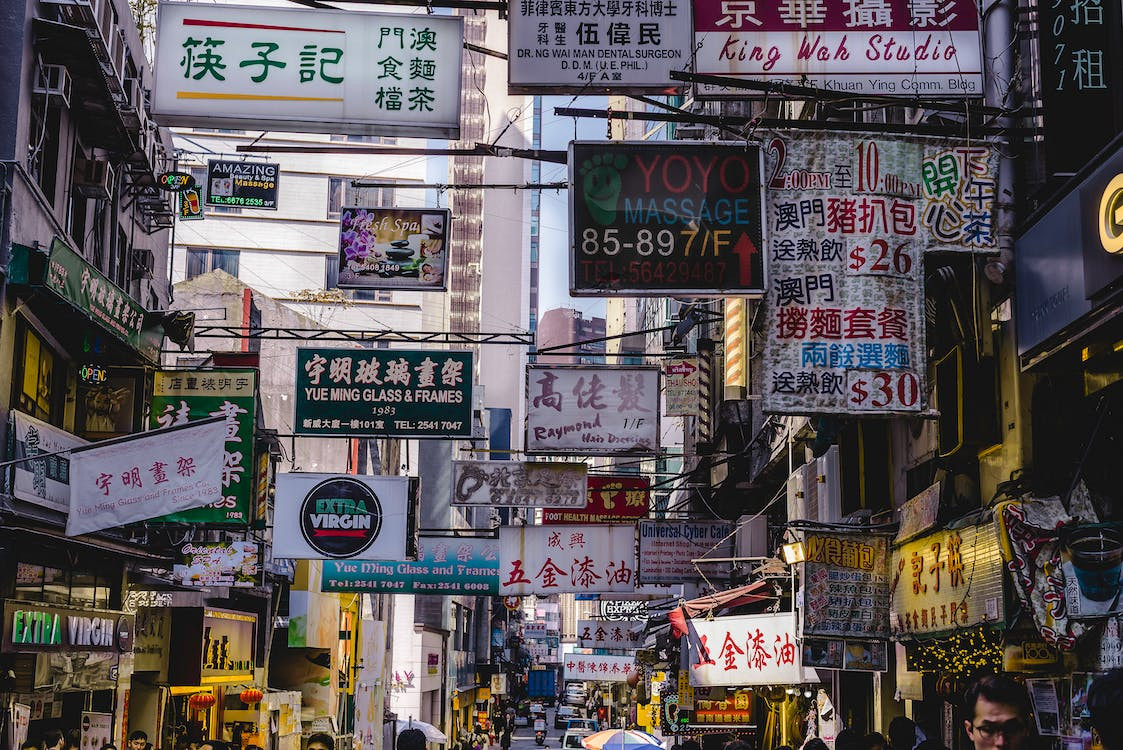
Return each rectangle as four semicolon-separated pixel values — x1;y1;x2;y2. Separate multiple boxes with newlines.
664;358;699;416
321;535;499;595
685;612;801;686
802;532;890;638
569;143;765;296
762;132;998;415
577;619;644;650
638;520;734;585
526;365;660;454
337;208;449;291
563;653;635;682
451;461;587;508
206;160;279;210
543;474;650;524
692;0;983;97
9;411;87;515
499;525;637;595
295;348;473;438
153;2;463;137
173;541;260;588
150;369;258;524
66;420;227;536
889;522;1005;636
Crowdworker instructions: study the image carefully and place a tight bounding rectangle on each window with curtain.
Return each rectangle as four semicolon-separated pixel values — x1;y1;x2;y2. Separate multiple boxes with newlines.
327;176;397;219
187;248;240;280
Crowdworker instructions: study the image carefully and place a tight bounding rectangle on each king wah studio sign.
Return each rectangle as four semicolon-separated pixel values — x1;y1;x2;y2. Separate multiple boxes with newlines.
3;601;134;653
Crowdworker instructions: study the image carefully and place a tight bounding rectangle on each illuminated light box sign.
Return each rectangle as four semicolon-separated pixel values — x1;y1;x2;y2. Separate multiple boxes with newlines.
206;160;279;210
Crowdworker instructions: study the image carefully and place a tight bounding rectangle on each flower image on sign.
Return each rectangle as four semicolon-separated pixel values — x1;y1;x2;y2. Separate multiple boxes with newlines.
542;475;650;524
450;461;587;508
337;208;449;291
499;525;637;595
153;2;463;137
577;620;644;650
321;535;499;594
173;541;260;588
526;365;660;454
638;521;734;584
802;533;890;638
563;654;635;682
685;613;802;686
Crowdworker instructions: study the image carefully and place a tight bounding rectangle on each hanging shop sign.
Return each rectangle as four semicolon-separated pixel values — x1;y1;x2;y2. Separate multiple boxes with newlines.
133;606;171;675
637;520;734;585
66;419;227;536
198;609;256;683
2;601;134;654
543;474;650;524
663;358;699;416
173;541;260;587
569;142;766;296
205;160;279;210
762;132;998;415
524;622;549;639
153;2;464;138
896;481;941;544
684;612;801;686
889;522;1005;637
802;532;890;638
499;524;637;595
150;369;258;524
600;600;648;621
491;673;507;694
686;689;755;727
1060;524;1123;620
321;534;498;594
9;411;87;515
526;365;660;454
295;348;473;438
178;187;204;221
802;637;887;671
79;712;112;750
337;207;449;291
563;653;635;682
451;460;587;508
692;0;983;97
157;171;195;192
577;619;644;650
273;473;414;560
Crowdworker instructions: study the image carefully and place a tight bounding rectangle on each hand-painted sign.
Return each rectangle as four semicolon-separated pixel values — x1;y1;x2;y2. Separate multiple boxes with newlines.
206;160;279;210
664;358;699;416
685;612;802;686
499;524;636;595
577;619;644;650
802;532;890;638
638;520;734;584
321;534;498;594
542;474;650;524
337;208;449;291
563;653;635;682
451;461;587;508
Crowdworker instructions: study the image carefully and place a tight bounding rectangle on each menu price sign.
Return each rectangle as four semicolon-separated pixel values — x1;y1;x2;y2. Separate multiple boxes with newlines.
802;533;890;638
206;160;279;210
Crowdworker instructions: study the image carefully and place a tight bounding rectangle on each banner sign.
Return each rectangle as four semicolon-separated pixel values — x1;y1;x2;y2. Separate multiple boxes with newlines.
600;600;649;621
577;619;644;650
173;541;260;588
543;475;650;524
451;461;587;507
337;207;449;291
295;348;473;437
2;601;134;654
896;482;941;543
638;520;734;584
526;365;660;454
66;419;226;536
569;142;766;296
206;160;279;210
890;523;1005;637
692;0;983;97
802;533;890;638
508;0;693;91
762;132;998;414
563;653;635;682
499;524;637;595
151;369;258;524
524;623;549;639
664;358;699;416
9;411;87;515
273;473;412;560
153;2;464;138
321;534;498;594
685;612;801;686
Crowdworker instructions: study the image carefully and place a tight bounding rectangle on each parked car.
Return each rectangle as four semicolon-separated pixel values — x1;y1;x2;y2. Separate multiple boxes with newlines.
561;730;592;750
555;706;578;730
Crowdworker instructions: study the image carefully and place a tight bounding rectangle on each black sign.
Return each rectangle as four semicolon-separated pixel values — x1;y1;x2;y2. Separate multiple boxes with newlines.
3;601;134;654
157;171;196;192
299;476;384;558
569;142;766;296
206;160;279;210
1079;137;1123;302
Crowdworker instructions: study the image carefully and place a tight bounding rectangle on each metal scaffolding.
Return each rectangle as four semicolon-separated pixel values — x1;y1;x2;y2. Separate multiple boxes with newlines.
190;326;535;346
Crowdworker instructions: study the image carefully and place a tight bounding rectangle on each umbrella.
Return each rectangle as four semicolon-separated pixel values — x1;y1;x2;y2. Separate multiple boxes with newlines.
395;719;448;744
581;730;663;750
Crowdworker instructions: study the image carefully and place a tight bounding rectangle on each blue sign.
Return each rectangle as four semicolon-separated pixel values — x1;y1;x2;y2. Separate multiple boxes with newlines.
320;535;499;594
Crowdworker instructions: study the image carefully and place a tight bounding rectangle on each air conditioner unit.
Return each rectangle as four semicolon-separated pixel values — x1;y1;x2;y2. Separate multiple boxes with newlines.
734;513;768;558
33;64;72;108
786;460;818;524
815;445;842;523
73;157;112;200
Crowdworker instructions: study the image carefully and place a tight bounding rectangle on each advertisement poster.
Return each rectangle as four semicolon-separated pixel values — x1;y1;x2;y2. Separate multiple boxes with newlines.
450;461;587;508
637;520;734;584
150;369;258;524
80;711;112;750
9;411;87;514
321;534;499;594
684;613;802;686
664;358;699;416
762;132;998;415
1027;679;1061;736
543;475;650;524
577;620;644;650
337;207;449;291
206;160;279;210
802;532;890;638
569;142;766;296
499;524;637;595
526;365;660;454
178;187;204;220
8;704;29;750
173;541;260;587
563;654;635;682
153;3;464;138
692;0;983;97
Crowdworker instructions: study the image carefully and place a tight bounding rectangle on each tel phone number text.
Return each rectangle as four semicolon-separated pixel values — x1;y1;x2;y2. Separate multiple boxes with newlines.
575;227;757;288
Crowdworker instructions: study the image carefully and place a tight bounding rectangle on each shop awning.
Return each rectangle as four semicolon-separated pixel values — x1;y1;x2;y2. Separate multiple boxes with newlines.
664;581;776;638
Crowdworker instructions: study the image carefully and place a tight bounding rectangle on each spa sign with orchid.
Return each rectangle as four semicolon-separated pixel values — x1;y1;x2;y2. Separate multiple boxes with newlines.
337;207;449;291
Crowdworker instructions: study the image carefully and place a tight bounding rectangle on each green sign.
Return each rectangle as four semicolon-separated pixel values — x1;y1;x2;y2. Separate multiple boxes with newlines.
45;238;163;362
295;348;473;437
150;369;258;524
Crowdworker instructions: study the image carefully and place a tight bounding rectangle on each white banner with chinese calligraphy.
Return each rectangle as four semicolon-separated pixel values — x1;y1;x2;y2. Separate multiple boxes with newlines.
563;654;635;682
526;365;660;454
889;522;1006;637
802;533;890;638
577;620;644;650
499;525;637;595
153;3;463;138
762;132;998;415
638;520;734;584
450;461;587;507
685;612;802;686
66;419;227;536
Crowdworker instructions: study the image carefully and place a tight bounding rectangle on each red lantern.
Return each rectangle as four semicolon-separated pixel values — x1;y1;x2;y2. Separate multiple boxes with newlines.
188;693;216;710
240;688;264;704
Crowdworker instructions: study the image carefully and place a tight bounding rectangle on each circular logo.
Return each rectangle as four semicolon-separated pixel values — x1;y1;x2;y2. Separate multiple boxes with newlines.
115;615;134;652
1099;173;1123;254
299;477;383;558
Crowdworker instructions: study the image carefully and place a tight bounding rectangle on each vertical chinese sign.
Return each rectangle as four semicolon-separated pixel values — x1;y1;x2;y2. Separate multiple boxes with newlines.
499;525;637;595
802;533;890;638
150;369;258;524
685;613;802;686
762;132;998;415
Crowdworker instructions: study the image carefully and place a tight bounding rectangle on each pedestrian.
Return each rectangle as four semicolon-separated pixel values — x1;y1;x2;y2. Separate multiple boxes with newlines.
804;739;829;750
307;735;334;750
21;741;39;750
1088;668;1123;750
42;730;65;750
915;741;946;750
679;741;702;750
67;729;80;750
199;740;229;750
961;674;1032;750
887;718;917;750
101;745;118;750
836;729;862;750
127;731;148;750
398;729;427;750
500;726;512;750
864;732;887;750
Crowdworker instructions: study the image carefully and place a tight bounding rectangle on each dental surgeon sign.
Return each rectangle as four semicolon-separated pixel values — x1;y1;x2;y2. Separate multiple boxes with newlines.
570;142;766;296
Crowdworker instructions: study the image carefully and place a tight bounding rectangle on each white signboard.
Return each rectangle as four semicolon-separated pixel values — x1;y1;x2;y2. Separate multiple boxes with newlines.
450;461;587;507
491;673;508;694
563;653;635;682
524;623;549;639
153;2;463;137
66;420;226;536
80;712;112;750
9;411;88;514
526;365;660;454
663;359;699;417
638;521;734;584
685;613;802;686
273;474;411;560
577;620;644;650
499;525;637;595
508;0;693;91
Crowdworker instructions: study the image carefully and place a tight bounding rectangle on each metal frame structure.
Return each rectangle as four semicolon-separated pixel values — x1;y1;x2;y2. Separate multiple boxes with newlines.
192;326;535;345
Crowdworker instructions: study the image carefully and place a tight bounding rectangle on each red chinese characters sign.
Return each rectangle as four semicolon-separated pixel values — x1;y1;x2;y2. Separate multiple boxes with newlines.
802;533;890;638
543;475;650;524
685;613;802;686
499;525;636;595
577;619;644;650
563;654;635;682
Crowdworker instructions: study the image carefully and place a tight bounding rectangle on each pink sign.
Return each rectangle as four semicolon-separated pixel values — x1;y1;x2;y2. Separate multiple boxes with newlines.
563;654;634;682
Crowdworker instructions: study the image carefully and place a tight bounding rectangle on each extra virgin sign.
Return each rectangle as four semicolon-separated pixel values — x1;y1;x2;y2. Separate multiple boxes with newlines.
569;142;766;296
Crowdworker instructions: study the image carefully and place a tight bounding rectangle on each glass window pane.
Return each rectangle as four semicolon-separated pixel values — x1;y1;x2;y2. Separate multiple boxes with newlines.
186;248;207;280
325;255;339;289
71;571;97;607
328;177;344;218
213;249;239;277
15;563;43;601
42;567;68;604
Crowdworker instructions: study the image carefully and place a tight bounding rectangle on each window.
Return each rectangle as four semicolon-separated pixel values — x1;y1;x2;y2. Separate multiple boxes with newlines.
324;256;391;302
27;93;61;205
187;248;240;280
329;134;397;145
15;563;111;607
187;166;241;215
16;326;60;424
327;176;397;219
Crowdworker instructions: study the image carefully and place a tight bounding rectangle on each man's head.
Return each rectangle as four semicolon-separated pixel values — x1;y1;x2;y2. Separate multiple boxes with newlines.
864;733;886;750
398;729;427;750
67;729;81;750
1088;669;1123;750
887;717;916;750
199;739;229;750
962;674;1031;750
128;731;148;750
42;730;65;750
308;734;335;750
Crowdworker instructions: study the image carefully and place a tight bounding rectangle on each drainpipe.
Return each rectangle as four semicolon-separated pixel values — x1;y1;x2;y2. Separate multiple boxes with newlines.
983;0;1017;283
